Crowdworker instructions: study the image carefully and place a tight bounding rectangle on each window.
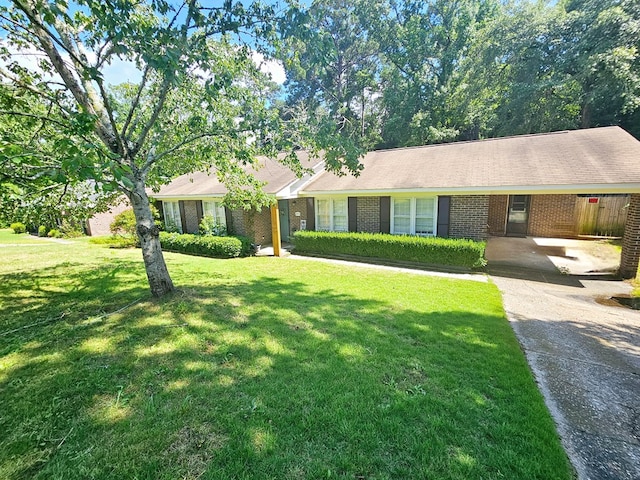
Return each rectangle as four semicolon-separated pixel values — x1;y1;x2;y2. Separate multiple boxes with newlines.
391;197;436;236
163;201;182;233
316;198;348;232
202;200;226;227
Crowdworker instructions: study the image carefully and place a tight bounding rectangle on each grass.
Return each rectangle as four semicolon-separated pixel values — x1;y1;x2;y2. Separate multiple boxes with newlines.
633;267;640;297
0;229;573;479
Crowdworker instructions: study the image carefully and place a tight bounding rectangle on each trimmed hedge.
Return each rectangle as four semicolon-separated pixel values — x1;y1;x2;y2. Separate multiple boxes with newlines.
293;231;486;268
159;232;252;258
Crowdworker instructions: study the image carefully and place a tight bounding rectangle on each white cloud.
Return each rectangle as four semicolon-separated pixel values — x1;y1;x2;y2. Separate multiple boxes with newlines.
251;51;287;85
1;40;286;88
0;41;139;87
0;42;57;82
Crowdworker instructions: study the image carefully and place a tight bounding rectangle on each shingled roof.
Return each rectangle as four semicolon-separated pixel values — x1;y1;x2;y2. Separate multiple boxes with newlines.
154;151;321;198
302;126;640;195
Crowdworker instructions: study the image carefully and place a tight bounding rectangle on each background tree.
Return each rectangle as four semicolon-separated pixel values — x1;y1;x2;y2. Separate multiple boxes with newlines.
369;0;499;147
0;0;361;297
0;82;118;231
278;0;382;150
274;0;640;148
459;0;640;138
563;0;640;132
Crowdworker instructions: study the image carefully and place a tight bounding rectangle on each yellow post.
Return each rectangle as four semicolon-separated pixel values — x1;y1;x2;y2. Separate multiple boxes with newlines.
270;203;282;257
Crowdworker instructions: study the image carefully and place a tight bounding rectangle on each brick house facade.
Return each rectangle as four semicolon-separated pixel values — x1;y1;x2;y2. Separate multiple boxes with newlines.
355;197;381;233
489;194;580;238
620;194;640;278
145;127;640;276
156;192;630;248
528;195;577;237
159;199;276;244
449;195;490;240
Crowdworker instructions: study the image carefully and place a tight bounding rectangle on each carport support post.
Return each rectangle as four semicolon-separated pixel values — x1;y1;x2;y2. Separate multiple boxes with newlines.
620;194;640;279
270;203;282;257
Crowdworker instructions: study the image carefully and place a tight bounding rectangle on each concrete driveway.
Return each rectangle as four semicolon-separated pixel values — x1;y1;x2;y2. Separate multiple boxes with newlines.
486;237;640;480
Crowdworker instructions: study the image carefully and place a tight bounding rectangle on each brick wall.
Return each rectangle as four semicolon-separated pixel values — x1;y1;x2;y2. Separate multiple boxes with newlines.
620;194;640;278
249;209;273;245
288;199;309;234
356;197;380;233
228;208;272;244
487;195;508;236
182;201;200;234
528;195;577;237
449;195;490;240
229;209;246;237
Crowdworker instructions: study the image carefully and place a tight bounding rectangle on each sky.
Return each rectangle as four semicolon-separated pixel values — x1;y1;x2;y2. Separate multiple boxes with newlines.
92;52;286;86
0;0;288;86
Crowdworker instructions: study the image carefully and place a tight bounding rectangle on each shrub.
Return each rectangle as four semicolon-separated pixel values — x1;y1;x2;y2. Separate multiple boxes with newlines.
110;206;160;237
47;229;60;238
10;222;26;234
59;221;85;238
110;208;137;236
38;225;47;237
159;232;252;258
293;231;486;268
199;214;227;236
164;220;181;233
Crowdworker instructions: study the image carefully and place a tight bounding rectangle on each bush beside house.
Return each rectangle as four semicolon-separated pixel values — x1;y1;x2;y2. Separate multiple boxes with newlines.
159;232;252;258
293;231;486;269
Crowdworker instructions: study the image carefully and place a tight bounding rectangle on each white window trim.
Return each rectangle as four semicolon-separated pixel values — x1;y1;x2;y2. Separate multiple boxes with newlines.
163;201;183;233
390;197;437;236
315;197;349;232
202;200;227;227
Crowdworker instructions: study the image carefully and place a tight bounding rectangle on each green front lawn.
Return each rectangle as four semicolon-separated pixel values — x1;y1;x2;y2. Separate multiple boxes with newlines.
0;230;572;479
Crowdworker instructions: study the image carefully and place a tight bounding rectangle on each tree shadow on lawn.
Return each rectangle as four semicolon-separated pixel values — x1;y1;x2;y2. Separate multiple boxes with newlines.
0;263;570;480
0;259;149;336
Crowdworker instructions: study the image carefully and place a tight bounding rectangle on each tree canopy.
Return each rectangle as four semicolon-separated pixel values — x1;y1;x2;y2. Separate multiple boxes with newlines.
279;0;640;149
0;0;362;296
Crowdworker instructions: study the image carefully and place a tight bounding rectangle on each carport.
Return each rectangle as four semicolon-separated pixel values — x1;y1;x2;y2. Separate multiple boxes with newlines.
485;236;624;282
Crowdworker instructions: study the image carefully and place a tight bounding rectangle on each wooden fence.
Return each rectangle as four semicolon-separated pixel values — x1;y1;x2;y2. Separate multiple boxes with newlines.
575;195;629;237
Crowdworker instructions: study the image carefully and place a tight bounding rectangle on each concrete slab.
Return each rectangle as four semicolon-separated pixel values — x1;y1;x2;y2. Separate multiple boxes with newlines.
488;237;640;480
486;236;621;276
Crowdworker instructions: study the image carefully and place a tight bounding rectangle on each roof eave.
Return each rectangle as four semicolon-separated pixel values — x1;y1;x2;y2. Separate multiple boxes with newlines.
274;161;327;199
300;183;640;196
150;193;227;200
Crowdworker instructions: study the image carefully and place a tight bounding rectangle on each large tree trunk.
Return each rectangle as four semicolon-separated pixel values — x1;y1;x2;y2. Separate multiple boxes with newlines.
129;181;174;297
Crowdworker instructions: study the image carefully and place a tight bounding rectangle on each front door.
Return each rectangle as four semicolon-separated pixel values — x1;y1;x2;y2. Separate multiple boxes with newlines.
506;195;530;236
278;200;290;243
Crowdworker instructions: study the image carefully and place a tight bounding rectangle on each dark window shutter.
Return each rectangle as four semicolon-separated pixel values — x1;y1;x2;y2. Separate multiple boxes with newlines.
306;198;315;230
380;196;390;233
348;197;357;232
154;201;164;220
437;196;451;237
178;201;187;233
224;207;234;234
196;200;203;225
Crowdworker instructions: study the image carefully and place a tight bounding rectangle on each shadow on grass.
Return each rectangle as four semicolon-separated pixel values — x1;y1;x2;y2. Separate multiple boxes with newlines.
0;259;571;480
0;259;149;338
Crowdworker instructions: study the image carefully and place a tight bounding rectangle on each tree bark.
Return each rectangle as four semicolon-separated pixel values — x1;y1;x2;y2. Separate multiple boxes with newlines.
129;181;174;297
